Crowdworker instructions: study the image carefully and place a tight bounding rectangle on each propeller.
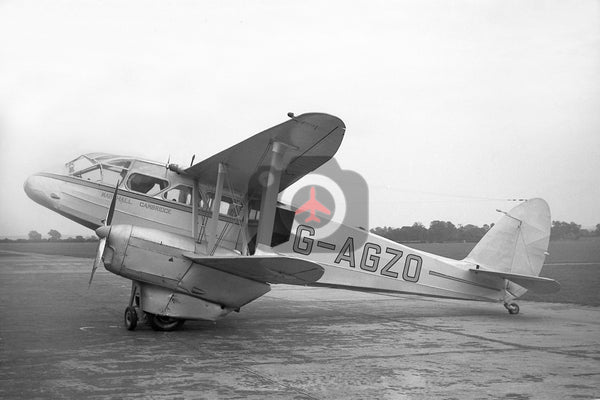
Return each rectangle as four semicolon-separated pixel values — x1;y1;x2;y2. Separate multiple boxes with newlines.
89;180;120;287
165;155;171;177
164;155;196;175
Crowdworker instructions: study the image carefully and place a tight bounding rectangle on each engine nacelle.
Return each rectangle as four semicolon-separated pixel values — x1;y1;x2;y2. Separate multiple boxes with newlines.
102;225;270;310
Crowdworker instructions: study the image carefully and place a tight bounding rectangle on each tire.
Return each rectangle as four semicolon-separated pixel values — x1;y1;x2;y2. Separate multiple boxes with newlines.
124;306;138;331
149;314;185;331
507;303;520;315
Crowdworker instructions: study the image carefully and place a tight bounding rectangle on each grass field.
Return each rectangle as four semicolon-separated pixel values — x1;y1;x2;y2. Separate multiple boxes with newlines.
0;241;98;259
1;237;598;306
409;237;600;306
408;237;600;263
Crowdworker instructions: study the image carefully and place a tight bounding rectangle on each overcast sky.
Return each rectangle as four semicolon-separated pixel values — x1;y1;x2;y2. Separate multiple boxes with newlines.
1;0;599;238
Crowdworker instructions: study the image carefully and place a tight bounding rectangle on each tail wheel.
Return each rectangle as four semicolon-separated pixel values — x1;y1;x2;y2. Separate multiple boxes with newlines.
504;302;520;315
148;314;185;331
124;306;138;331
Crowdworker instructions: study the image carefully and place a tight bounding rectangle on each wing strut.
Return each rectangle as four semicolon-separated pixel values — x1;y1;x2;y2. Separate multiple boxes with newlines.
256;141;294;250
192;178;200;240
207;162;226;254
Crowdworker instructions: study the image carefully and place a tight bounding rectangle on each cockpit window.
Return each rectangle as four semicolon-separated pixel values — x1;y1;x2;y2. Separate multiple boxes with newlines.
127;173;168;195
76;167;123;186
105;159;131;170
163;185;192;205
66;155;96;175
67;155;131;187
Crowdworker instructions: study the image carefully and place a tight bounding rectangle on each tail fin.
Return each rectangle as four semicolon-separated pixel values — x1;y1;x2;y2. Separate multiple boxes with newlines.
465;198;558;295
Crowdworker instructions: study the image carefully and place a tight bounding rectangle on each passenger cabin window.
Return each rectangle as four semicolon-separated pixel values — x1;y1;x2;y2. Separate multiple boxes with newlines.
163;185;192;205
201;193;242;216
248;208;260;220
127;173;168;196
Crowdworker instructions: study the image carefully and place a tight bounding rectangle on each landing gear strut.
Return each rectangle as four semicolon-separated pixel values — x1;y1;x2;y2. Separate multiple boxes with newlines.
504;302;520;315
124;281;143;331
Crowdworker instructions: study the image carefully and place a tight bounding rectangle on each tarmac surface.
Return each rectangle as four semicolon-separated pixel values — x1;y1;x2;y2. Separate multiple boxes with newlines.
0;250;599;399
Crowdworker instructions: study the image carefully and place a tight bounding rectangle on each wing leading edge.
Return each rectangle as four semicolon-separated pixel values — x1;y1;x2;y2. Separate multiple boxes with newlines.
182;253;325;285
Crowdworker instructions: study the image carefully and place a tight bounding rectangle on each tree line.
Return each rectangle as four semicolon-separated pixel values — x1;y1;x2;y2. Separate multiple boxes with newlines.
549;222;599;240
370;221;493;243
0;230;99;243
370;221;600;243
1;221;599;244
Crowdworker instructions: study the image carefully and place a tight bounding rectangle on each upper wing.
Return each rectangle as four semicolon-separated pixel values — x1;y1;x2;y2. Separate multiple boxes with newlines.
182;253;325;285
184;113;345;198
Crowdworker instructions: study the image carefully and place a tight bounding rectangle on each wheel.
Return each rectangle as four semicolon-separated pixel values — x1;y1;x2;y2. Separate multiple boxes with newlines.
124;306;138;330
505;302;520;315
148;314;185;331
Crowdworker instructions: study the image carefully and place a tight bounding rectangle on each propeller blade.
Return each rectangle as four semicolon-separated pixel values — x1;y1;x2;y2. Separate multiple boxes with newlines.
91;180;119;287
165;155;171;177
89;237;106;287
105;180;120;226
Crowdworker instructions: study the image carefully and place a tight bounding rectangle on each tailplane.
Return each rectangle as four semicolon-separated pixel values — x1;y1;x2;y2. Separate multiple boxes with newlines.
465;198;559;295
468;269;560;294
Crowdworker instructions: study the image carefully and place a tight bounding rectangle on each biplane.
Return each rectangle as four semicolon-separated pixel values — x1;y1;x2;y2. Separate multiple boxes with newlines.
24;112;559;331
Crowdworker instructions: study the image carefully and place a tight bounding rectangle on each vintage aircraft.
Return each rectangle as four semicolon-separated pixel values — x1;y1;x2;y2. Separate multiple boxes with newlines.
24;112;559;331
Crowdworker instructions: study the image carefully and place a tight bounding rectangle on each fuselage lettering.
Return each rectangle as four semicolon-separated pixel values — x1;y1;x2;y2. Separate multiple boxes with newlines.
402;254;422;282
334;237;356;267
293;225;315;255
291;225;422;283
380;247;403;278
359;242;381;272
101;192;132;205
139;201;172;214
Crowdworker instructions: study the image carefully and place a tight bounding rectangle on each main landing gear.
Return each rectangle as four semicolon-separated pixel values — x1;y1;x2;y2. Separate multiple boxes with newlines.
124;306;138;330
147;314;185;331
504;302;520;315
124;282;185;331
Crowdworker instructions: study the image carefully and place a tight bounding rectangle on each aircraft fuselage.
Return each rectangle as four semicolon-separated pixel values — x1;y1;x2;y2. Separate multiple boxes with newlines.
24;153;510;312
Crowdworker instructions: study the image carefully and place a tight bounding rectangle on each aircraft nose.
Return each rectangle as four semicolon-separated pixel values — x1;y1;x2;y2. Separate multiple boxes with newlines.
23;175;37;199
23;174;60;208
24;175;45;202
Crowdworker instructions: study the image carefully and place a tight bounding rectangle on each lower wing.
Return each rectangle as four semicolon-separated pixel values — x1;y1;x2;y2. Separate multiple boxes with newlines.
183;253;324;285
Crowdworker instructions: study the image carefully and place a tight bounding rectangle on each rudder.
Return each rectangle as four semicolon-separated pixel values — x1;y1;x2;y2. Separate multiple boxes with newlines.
465;198;551;278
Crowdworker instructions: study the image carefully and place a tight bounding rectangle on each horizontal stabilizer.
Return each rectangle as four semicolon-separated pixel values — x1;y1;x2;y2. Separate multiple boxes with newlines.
183;253;324;285
469;268;560;294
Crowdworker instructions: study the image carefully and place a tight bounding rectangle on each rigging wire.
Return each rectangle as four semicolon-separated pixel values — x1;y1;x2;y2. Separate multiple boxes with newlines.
370;184;527;203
